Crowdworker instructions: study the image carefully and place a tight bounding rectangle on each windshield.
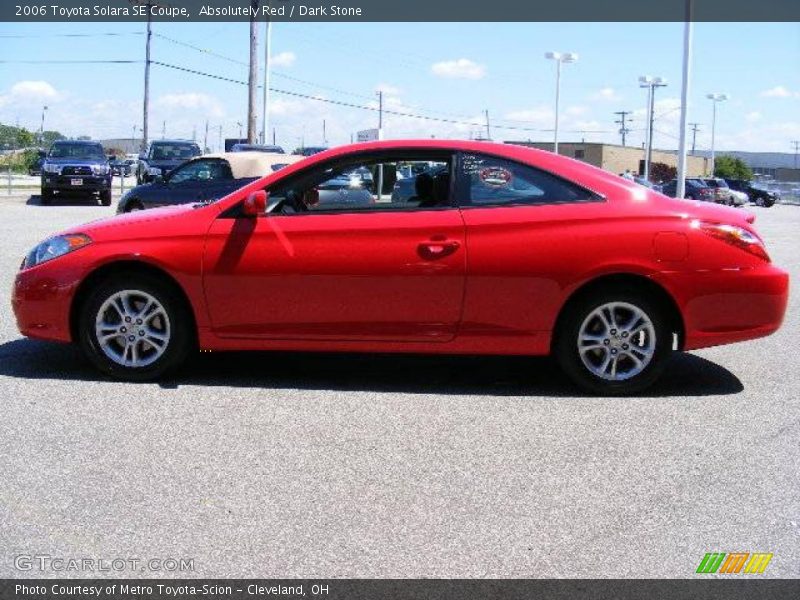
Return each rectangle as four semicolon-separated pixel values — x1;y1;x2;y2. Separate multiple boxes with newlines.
150;143;201;161
48;143;105;160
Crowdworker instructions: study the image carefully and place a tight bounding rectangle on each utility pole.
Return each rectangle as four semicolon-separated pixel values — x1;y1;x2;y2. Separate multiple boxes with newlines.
203;120;209;153
322;119;326;146
247;0;259;144
272;127;276;146
689;123;700;154
792;140;800;169
377;90;384;139
261;19;272;145
218;125;223;152
484;109;491;141
614;110;631;146
131;0;154;154
162;120;166;139
675;0;693;199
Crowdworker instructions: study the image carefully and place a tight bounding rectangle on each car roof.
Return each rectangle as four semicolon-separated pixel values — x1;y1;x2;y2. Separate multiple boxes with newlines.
199;151;303;179
151;139;199;145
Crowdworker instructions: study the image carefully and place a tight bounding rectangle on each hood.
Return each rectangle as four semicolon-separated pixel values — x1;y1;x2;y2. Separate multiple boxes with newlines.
61;203;201;242
46;156;107;166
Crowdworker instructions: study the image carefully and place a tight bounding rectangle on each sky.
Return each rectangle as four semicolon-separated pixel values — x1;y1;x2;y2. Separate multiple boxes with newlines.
1;21;799;153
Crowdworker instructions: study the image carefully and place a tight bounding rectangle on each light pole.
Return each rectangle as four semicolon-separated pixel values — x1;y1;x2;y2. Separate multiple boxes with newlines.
39;105;48;145
639;76;667;181
706;93;728;176
545;51;578;154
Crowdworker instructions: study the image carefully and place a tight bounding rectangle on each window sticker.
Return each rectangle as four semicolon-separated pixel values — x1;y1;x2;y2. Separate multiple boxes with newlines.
478;166;513;188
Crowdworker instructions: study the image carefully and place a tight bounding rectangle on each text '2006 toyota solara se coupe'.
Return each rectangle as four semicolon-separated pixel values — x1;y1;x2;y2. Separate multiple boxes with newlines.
12;140;789;394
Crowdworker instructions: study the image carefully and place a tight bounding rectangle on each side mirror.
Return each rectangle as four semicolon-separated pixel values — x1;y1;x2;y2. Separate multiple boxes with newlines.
242;190;268;217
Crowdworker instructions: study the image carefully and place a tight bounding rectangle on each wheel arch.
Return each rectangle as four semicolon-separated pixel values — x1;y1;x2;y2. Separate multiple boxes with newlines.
69;260;198;345
551;273;685;352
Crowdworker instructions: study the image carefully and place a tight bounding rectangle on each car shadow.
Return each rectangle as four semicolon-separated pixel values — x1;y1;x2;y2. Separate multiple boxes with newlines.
26;194;102;207
0;338;744;398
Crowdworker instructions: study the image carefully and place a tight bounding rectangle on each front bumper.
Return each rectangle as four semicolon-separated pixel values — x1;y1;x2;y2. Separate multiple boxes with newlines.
42;174;111;194
12;261;80;343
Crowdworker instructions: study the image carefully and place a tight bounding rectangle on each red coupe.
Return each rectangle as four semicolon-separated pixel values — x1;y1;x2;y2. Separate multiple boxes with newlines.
12;140;788;394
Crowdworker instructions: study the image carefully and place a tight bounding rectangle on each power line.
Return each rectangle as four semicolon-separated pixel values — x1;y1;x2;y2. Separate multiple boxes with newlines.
614;110;632;146
0;31;144;39
0;60;141;64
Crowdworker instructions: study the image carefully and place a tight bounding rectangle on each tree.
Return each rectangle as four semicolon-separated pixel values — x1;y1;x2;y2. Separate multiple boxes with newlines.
650;162;677;183
714;155;753;180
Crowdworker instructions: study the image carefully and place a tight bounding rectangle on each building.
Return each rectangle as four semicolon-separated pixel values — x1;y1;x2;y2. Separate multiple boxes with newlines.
506;141;709;179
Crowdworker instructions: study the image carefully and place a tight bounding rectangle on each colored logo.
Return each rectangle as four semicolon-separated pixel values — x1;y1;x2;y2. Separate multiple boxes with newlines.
696;552;773;574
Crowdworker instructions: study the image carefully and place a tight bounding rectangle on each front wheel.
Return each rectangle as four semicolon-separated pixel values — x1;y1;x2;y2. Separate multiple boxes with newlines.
100;190;112;206
555;291;673;395
78;275;192;381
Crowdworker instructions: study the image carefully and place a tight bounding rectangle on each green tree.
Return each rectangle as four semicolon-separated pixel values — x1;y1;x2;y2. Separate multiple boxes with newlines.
714;155;753;180
650;162;677;183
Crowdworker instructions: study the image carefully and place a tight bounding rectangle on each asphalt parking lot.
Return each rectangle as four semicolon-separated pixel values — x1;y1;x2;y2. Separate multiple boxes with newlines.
0;193;797;578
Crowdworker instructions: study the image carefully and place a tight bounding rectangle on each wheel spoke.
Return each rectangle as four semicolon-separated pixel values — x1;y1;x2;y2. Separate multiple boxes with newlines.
95;289;171;369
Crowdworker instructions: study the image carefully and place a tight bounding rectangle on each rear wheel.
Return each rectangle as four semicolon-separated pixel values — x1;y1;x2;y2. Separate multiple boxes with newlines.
78;274;192;381
555;290;673;395
100;190;112;206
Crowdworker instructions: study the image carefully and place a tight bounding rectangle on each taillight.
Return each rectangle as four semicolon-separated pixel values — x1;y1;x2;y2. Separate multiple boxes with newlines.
696;221;770;262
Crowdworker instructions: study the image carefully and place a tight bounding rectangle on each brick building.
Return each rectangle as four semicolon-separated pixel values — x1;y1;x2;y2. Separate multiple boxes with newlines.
506;141;709;179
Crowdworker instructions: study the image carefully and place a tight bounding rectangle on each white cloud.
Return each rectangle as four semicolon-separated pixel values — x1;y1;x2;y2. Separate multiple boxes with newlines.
745;111;762;122
504;106;553;124
430;59;486;80
375;83;401;96
155;92;225;118
565;105;588;117
760;85;793;98
271;51;296;68
590;87;621;102
0;80;62;109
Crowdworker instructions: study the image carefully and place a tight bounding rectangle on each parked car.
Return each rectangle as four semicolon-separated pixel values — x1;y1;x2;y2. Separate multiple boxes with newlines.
13;140;788;395
109;156;134;177
661;178;715;201
294;146;328;157
701;177;748;206
40;140;112;205
136;139;202;185
118;152;302;213
727;179;778;207
231;143;285;154
632;176;663;194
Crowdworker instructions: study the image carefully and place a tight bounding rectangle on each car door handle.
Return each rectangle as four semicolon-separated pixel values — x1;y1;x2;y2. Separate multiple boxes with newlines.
418;239;460;259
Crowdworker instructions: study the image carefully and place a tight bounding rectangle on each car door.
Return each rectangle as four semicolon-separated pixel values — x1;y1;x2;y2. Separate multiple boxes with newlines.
202;152;466;342
454;151;607;349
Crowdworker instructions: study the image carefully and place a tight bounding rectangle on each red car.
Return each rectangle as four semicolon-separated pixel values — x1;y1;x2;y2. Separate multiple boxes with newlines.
12;140;789;394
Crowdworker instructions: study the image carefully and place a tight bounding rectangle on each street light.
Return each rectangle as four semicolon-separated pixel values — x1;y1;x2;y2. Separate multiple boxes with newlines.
639;76;667;181
545;51;578;154
706;93;729;176
39;105;48;146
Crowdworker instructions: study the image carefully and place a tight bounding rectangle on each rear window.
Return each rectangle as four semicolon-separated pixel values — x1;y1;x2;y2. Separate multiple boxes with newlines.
48;143;105;160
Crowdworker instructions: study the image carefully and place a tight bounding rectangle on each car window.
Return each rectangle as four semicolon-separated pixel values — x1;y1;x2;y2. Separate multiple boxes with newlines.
267;156;452;214
459;154;593;206
169;159;230;184
150;144;201;160
48;143;105;160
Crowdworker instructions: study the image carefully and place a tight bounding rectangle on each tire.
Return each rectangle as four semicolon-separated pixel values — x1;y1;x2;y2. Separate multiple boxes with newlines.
554;289;673;395
125;199;144;213
100;190;112;206
40;189;53;205
755;196;765;207
77;274;193;381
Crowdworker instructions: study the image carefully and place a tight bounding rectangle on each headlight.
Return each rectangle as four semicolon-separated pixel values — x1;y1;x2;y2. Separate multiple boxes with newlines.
23;234;92;270
148;167;162;176
93;165;110;176
43;162;61;174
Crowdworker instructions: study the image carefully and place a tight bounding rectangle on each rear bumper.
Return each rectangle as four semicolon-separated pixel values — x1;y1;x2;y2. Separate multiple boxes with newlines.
655;265;789;351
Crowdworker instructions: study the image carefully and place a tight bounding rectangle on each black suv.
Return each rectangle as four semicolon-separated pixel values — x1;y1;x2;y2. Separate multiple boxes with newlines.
727;179;778;207
41;141;112;205
136;140;202;185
